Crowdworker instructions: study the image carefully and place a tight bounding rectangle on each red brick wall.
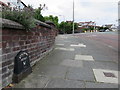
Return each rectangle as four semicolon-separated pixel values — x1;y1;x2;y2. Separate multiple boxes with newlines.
1;24;57;88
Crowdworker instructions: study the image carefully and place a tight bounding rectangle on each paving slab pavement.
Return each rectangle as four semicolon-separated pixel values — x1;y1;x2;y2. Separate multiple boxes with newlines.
45;78;85;88
13;34;118;88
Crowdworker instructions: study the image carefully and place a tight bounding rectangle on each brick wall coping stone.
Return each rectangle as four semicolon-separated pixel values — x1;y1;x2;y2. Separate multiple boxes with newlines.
34;19;52;29
45;21;55;26
0;18;53;30
1;18;24;29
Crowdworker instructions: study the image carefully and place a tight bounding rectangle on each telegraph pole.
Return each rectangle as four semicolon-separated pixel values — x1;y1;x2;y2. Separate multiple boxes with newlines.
72;0;75;34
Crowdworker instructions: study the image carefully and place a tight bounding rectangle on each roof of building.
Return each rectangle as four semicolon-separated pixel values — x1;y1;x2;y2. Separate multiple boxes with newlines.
105;24;113;26
0;1;9;7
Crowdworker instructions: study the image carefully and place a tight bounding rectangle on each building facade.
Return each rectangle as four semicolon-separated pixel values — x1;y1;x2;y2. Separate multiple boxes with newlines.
76;21;97;33
0;1;10;11
0;0;26;11
78;21;96;28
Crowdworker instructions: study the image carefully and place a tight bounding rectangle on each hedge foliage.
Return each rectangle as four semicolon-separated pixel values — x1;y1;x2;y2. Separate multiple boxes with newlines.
1;10;36;30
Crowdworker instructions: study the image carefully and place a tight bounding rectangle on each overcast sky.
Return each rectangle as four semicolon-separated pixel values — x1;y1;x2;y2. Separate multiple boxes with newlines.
17;0;120;26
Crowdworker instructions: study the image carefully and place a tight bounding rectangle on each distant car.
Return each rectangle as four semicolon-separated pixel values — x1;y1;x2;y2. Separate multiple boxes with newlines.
105;29;110;32
99;29;105;32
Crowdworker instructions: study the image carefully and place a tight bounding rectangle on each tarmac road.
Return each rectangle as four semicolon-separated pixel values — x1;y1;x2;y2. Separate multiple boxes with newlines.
73;31;118;63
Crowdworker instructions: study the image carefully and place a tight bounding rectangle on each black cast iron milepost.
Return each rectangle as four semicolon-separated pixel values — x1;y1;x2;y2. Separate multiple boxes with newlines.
13;51;32;83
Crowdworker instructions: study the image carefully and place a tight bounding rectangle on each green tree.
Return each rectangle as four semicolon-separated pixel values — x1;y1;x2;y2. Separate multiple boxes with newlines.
34;4;47;22
104;27;109;30
44;15;59;28
58;21;66;33
90;27;94;30
82;28;88;32
58;21;78;34
98;26;104;30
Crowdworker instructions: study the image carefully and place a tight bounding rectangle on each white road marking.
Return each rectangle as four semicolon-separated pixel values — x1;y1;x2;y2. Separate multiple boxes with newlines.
60;36;68;39
92;35;97;37
86;35;97;37
56;44;64;46
108;45;113;48
70;43;86;47
93;69;118;84
63;41;71;43
108;45;116;50
55;47;75;51
75;55;94;61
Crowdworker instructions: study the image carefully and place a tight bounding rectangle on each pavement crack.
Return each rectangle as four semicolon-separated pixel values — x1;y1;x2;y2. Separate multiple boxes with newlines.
43;79;51;88
64;67;70;80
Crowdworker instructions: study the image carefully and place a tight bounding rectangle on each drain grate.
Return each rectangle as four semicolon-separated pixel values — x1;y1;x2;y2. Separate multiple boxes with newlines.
103;72;116;78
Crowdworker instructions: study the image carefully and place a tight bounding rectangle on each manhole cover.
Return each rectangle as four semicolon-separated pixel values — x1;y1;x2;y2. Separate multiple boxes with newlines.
103;72;116;78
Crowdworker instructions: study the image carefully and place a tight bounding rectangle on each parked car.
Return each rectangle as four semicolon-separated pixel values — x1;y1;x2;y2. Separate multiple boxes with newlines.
99;29;105;32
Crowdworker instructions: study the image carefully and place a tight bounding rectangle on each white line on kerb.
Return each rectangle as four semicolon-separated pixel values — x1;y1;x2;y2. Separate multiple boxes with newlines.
108;45;113;48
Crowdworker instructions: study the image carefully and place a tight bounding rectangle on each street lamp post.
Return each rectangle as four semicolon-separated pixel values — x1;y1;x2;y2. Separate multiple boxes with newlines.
72;0;74;34
118;1;120;31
